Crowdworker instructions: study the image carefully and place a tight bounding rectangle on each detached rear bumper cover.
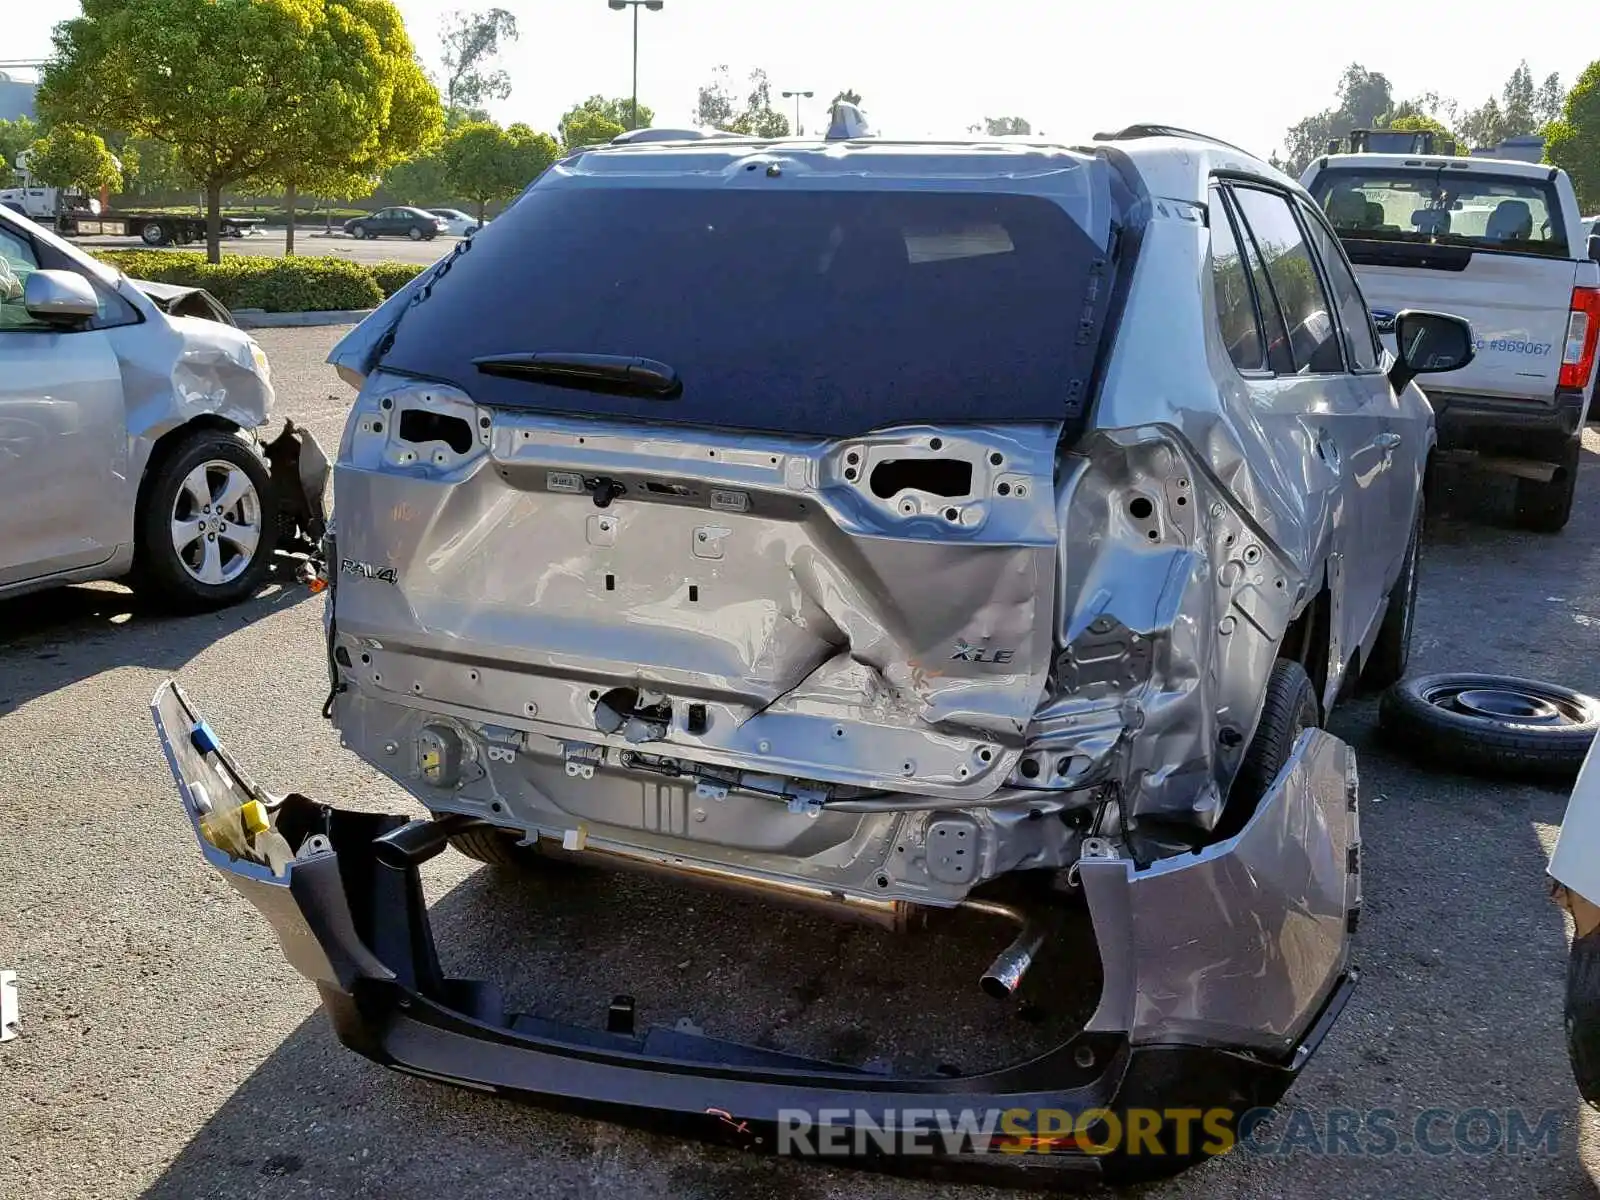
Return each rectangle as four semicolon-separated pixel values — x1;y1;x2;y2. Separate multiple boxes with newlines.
152;680;1359;1183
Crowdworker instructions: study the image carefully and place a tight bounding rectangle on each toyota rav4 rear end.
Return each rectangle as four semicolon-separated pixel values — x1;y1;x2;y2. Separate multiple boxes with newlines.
153;132;1362;1184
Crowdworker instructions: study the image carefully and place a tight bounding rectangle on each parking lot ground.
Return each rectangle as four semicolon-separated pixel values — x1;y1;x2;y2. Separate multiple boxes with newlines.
2;325;1598;1199
72;227;454;266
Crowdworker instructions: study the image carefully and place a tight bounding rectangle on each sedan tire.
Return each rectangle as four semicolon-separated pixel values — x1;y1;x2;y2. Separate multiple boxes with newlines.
349;224;368;240
448;824;541;869
1223;659;1320;837
1379;672;1600;779
408;225;425;241
134;429;277;612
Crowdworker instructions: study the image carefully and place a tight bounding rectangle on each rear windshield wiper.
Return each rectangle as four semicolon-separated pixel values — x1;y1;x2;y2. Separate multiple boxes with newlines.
472;352;681;398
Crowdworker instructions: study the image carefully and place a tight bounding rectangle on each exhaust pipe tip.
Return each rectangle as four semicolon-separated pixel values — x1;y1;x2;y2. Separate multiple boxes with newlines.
977;917;1048;1000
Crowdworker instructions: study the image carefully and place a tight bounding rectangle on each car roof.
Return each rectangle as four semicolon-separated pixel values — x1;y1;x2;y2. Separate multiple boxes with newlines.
552;124;1291;207
1306;152;1563;182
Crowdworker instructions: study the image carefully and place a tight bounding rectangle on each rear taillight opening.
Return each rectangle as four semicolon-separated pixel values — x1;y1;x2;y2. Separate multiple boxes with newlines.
1560;286;1600;389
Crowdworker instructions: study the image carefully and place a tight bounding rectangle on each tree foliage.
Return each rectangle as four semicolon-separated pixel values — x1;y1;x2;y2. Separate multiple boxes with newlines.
559;96;647;150
1546;61;1600;210
438;7;518;113
24;125;122;201
442;119;557;222
0;116;41;173
38;0;443;262
971;116;1032;136
694;66;789;137
1279;64;1394;174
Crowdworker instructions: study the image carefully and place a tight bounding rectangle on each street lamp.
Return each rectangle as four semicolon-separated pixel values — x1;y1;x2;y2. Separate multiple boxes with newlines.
781;89;814;136
607;0;663;131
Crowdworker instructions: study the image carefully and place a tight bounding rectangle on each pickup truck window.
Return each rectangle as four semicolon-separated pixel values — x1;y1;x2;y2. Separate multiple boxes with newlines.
1309;168;1569;259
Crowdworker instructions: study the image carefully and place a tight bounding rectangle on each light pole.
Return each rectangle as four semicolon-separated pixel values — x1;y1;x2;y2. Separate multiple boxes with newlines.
781;89;814;136
607;0;663;131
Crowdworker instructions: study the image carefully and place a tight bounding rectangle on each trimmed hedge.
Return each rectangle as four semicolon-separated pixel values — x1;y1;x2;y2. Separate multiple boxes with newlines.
367;260;427;298
93;250;424;312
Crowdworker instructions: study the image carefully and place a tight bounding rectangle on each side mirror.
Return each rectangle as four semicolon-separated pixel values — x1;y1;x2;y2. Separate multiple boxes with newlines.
23;269;99;324
1587;232;1600;264
1388;310;1474;393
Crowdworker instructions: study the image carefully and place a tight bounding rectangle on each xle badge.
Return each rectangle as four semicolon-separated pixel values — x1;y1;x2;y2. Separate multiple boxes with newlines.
952;640;1015;664
340;559;398;584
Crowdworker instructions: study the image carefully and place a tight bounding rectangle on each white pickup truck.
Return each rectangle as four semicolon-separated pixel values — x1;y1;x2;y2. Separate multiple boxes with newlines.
1302;152;1600;531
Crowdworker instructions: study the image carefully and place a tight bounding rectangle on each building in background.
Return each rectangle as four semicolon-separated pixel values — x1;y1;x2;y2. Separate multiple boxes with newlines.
1470;134;1546;162
0;72;37;122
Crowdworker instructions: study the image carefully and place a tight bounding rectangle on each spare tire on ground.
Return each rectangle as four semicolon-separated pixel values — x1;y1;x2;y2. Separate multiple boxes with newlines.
1379;672;1600;780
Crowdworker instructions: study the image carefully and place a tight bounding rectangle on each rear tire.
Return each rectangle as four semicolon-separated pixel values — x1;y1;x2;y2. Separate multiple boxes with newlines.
1570;927;1600;1107
134;429;276;612
1224;659;1320;837
407;225;424;241
448;825;538;868
140;221;170;247
1514;439;1580;533
1361;496;1422;691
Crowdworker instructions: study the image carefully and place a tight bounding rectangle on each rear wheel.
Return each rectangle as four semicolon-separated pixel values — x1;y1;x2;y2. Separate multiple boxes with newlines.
1361;496;1422;691
448;824;539;868
134;429;276;612
140;221;170;246
1223;659;1320;837
1514;438;1580;532
407;225;425;241
1571;927;1600;1107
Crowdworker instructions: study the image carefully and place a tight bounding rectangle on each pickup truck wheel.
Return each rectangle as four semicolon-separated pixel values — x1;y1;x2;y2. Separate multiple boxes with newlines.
1224;659;1320;837
1379;672;1600;779
1361;497;1422;691
134;430;277;612
1571;927;1600;1107
1514;440;1580;533
140;221;170;246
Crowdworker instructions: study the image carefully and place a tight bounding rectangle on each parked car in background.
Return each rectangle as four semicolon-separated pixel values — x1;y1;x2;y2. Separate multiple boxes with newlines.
343;206;445;241
154;122;1471;1184
428;208;483;237
1302;151;1600;531
1554;740;1600;1110
0;205;327;610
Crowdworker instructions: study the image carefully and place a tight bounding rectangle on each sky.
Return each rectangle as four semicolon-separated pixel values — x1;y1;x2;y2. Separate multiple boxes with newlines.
8;0;1597;159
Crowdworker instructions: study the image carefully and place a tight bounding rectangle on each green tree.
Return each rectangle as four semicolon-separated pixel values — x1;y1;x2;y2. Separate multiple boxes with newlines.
113;136;193;199
1279;64;1394;173
260;0;443;255
24;124;122;214
1385;112;1468;154
1536;71;1566;128
39;0;441;263
558;96;648;150
438;8;518;114
442;119;557;224
971;116;1032;136
694;67;788;136
0;116;41;174
1546;61;1600;210
381;150;450;206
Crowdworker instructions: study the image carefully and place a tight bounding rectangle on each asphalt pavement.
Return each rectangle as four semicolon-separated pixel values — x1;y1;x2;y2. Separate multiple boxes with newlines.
73;227;455;266
2;325;1598;1199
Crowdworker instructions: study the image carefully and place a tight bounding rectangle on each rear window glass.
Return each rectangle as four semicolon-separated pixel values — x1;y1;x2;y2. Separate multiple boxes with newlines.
377;187;1112;437
1308;167;1568;258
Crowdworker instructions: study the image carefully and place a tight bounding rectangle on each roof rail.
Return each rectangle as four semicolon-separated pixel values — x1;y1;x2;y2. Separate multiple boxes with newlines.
1093;123;1256;159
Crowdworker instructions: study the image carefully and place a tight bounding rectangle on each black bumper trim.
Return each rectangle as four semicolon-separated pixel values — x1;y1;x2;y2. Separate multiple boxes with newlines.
1431;387;1586;457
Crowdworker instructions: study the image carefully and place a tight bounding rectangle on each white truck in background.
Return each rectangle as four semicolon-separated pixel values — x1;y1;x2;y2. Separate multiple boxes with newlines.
1303;142;1600;531
1;150;263;244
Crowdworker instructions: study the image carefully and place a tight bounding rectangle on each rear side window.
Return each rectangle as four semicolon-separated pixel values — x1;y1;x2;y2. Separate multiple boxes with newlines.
379;187;1114;436
1308;167;1568;258
1231;186;1344;374
1297;200;1382;371
1207;187;1265;371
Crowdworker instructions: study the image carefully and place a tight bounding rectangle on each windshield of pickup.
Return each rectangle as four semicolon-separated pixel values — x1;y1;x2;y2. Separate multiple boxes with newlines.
376;184;1115;437
1308;167;1569;259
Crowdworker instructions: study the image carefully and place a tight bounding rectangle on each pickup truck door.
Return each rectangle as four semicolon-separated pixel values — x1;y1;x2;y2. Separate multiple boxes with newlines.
0;223;129;587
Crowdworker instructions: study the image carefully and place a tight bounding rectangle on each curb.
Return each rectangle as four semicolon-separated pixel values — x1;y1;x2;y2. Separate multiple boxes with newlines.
233;308;374;329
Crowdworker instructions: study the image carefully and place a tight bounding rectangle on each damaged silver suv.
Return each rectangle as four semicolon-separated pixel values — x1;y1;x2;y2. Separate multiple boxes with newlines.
153;120;1473;1184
